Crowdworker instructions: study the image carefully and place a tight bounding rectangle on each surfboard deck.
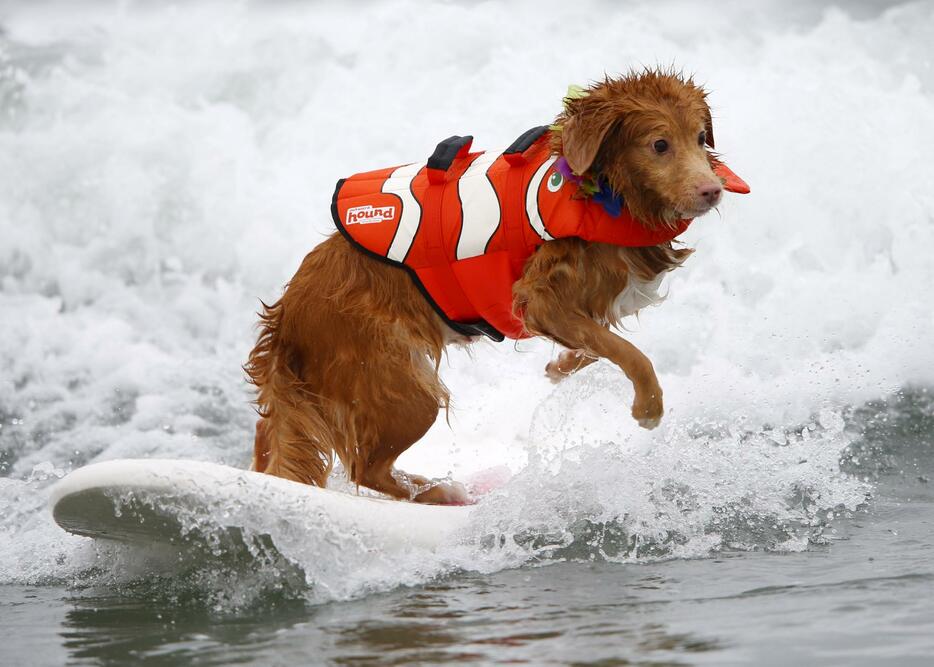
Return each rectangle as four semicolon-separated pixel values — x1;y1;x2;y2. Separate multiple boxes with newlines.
49;459;474;555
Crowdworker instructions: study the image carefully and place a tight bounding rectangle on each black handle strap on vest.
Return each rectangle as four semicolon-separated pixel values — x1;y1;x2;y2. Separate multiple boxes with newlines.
503;125;548;165
504;126;548;155
427;135;474;185
427;135;474;171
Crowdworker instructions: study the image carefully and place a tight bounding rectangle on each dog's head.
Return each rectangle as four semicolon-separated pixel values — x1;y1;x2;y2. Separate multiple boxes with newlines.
555;69;723;225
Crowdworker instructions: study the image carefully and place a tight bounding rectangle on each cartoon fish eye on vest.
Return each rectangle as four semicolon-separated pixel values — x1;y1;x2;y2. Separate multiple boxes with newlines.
333;127;749;342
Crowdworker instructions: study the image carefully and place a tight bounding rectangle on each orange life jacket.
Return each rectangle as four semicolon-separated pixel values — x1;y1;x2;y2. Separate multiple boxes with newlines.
332;128;749;341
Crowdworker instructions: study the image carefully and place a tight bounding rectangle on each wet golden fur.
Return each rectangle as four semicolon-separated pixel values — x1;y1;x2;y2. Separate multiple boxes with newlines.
246;69;724;502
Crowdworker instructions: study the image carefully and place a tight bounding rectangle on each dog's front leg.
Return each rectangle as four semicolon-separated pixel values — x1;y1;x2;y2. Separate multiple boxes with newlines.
526;310;663;429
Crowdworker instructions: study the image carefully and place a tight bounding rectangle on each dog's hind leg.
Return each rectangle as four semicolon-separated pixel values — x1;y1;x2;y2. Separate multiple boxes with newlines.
348;355;468;505
250;419;269;472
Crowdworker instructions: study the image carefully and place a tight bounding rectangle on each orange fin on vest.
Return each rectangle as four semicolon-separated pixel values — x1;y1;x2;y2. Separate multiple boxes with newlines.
713;162;750;194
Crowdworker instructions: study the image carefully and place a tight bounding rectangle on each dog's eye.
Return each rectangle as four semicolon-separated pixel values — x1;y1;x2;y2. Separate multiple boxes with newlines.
653;139;669;154
698;131;707;146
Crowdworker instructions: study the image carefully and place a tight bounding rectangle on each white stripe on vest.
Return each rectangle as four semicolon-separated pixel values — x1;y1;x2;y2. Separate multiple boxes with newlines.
455;152;502;260
526;156;556;242
384;162;424;262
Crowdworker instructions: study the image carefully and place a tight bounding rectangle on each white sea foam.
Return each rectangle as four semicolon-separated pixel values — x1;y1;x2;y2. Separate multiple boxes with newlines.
1;0;932;604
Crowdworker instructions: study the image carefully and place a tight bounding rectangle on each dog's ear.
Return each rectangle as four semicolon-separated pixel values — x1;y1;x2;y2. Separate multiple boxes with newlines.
703;106;715;149
561;109;617;175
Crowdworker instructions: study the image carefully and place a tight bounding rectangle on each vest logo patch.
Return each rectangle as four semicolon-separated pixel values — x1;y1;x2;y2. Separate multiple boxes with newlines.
346;204;396;225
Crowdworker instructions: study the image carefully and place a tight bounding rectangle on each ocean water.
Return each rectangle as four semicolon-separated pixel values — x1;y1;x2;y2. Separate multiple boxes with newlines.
1;0;933;664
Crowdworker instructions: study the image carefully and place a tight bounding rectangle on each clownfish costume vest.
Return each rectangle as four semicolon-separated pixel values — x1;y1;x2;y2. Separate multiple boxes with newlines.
332;127;749;341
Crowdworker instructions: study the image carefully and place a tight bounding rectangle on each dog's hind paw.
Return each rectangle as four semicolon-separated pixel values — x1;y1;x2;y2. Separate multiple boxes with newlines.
413;480;471;505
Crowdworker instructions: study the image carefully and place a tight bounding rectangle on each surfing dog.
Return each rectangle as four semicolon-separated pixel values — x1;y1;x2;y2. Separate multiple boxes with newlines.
246;69;745;503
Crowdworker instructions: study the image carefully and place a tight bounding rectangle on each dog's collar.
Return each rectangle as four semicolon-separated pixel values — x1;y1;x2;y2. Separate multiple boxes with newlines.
554;155;612;203
554;155;624;217
592;179;624;217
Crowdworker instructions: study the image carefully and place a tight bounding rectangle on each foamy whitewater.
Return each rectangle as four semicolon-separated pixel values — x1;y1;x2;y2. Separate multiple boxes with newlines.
1;0;933;611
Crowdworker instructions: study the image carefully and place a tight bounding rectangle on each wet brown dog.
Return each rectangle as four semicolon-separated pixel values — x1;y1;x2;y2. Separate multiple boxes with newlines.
246;69;726;503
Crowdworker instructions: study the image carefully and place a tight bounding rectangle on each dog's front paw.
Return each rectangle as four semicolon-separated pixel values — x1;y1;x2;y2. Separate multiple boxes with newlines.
545;359;570;383
631;389;664;430
545;349;592;383
637;415;662;430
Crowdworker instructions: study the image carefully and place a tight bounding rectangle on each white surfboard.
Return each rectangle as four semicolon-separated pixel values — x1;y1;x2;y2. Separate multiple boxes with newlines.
49;459;474;559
